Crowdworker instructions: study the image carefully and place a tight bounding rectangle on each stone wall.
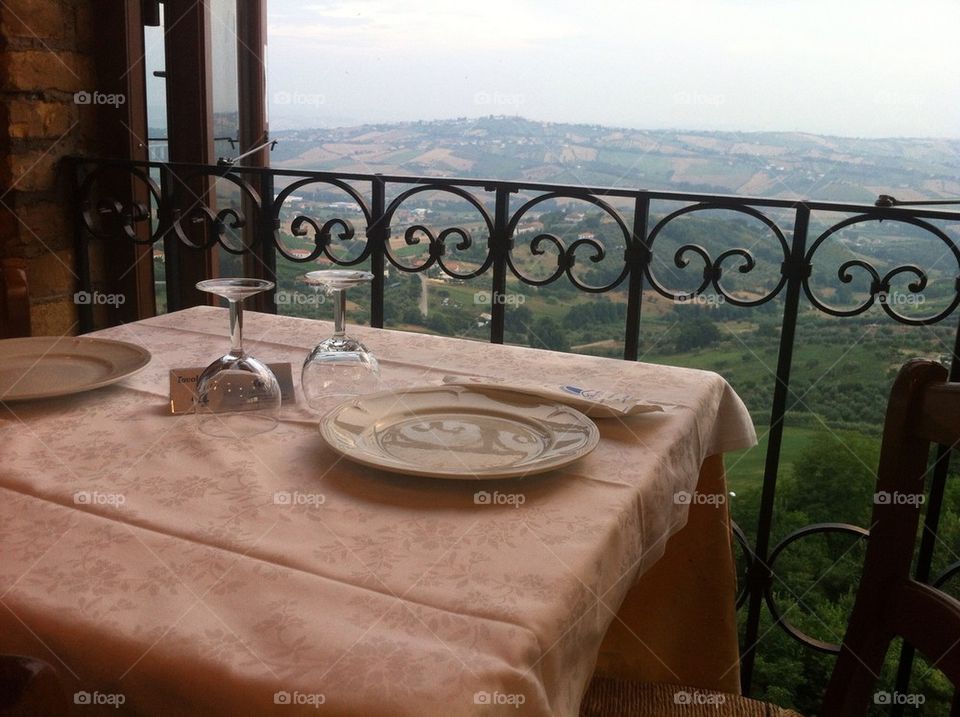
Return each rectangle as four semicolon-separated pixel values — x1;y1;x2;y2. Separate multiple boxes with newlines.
0;0;99;335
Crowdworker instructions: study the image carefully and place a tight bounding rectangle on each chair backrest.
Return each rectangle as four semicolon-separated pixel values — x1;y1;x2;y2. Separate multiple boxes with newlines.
822;359;960;716
0;258;31;338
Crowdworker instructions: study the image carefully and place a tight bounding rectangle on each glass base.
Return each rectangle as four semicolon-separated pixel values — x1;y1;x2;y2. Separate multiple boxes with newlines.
194;354;281;438
302;336;380;413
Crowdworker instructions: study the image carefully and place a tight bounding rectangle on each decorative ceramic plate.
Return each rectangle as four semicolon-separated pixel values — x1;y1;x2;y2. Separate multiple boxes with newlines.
0;336;152;401
319;385;600;479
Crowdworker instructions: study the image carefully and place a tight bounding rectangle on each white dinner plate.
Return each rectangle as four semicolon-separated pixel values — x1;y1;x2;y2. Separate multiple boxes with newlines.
319;385;600;479
0;336;152;401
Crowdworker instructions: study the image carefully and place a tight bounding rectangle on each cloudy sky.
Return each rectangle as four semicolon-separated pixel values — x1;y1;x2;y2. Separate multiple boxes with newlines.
263;0;958;137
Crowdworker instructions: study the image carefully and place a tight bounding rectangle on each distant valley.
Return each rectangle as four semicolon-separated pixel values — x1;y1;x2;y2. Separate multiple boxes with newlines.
270;116;960;203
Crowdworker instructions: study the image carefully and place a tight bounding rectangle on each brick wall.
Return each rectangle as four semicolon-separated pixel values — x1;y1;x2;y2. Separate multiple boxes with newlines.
0;0;100;335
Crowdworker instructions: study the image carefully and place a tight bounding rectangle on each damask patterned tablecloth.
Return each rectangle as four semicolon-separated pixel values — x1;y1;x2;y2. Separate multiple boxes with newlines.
0;307;756;716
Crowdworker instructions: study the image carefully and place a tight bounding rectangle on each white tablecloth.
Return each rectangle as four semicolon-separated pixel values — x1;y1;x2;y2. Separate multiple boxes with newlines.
0;307;755;716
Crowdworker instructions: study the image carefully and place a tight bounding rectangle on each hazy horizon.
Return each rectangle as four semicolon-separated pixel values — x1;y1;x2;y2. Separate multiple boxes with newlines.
263;0;960;139
263;115;960;143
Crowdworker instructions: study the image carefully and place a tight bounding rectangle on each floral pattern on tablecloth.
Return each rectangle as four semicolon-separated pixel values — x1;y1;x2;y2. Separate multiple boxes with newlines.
0;306;755;716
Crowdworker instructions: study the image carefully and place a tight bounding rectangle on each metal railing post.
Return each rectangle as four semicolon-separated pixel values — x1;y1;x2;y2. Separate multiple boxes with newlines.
623;194;651;361
489;186;512;343
370;176;386;328
259;168;278;312
739;203;810;693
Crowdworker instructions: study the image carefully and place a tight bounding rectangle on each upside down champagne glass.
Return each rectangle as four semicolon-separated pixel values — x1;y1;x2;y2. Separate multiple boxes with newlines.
301;269;380;412
194;278;281;437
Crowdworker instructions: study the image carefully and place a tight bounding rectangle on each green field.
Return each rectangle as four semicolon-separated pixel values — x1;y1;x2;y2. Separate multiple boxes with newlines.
724;424;873;492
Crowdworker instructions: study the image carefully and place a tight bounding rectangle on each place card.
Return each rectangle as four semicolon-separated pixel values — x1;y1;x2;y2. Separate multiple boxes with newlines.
169;363;296;414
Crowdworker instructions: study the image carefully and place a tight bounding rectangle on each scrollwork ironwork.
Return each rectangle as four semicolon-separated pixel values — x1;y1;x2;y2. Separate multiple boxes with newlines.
273;177;371;266
645;203;790;306
803;215;960;325
763;523;869;654
177;205;247;252
78;165;161;244
169;169;262;253
506;192;630;292
382;185;493;279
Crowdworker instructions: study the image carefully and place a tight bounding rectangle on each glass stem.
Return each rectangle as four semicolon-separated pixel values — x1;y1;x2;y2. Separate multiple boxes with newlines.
229;299;244;356
332;288;346;337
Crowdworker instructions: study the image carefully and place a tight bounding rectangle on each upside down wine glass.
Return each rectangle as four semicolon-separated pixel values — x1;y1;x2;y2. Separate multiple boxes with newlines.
194;278;282;437
301;269;380;412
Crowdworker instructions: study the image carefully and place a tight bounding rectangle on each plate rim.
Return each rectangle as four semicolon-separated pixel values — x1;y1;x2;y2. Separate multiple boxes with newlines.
0;335;152;401
319;385;600;480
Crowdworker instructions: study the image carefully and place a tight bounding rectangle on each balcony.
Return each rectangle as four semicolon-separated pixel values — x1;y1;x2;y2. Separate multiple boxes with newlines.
69;155;960;712
3;0;960;713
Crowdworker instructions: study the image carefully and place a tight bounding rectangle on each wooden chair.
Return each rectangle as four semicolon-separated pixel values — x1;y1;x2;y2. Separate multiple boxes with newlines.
0;654;69;716
581;359;960;717
0;258;31;338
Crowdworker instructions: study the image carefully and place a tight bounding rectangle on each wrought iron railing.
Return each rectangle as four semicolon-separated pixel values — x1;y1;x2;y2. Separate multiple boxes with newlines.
70;156;960;707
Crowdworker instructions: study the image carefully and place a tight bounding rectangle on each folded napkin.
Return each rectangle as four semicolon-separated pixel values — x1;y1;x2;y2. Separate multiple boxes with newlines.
440;375;665;418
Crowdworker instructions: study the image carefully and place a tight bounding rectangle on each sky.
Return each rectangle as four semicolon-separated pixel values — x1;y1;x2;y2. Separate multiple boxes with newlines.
263;0;960;138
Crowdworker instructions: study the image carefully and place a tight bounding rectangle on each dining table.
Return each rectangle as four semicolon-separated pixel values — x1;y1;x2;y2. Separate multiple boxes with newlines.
0;306;756;716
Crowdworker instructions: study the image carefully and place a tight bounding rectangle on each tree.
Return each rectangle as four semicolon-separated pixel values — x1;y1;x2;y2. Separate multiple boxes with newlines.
672;313;721;352
527;316;569;352
778;433;879;529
